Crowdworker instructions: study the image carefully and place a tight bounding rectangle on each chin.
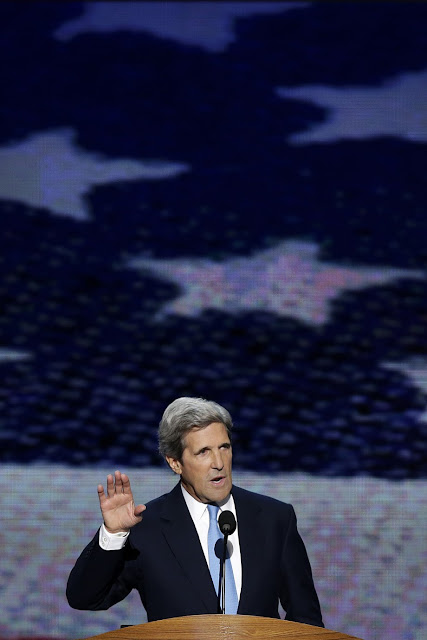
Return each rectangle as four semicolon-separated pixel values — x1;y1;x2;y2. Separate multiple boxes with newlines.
213;484;232;502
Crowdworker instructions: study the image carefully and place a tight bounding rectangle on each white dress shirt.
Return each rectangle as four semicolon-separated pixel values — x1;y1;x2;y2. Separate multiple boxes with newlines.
99;484;242;598
180;485;242;598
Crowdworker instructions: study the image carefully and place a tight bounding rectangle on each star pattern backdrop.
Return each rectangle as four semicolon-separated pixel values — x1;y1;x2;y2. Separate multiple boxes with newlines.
0;3;426;640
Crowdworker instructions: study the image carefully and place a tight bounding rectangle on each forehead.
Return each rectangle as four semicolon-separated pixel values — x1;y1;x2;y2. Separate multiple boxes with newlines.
184;422;230;450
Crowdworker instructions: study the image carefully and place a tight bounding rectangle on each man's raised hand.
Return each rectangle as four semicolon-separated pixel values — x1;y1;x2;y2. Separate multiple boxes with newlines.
97;470;146;533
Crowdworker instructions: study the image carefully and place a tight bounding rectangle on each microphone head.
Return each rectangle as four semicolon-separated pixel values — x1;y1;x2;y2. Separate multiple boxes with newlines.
218;510;236;536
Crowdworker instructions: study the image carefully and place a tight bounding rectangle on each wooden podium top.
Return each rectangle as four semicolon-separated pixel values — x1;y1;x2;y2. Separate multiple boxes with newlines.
83;615;363;640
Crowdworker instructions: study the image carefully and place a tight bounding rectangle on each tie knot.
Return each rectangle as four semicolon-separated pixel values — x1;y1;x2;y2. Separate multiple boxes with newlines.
207;504;219;523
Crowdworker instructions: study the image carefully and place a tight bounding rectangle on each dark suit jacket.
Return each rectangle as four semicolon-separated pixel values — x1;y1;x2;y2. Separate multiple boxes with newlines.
67;483;323;627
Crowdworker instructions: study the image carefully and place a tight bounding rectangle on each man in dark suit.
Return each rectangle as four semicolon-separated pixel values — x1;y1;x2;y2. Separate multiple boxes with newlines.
67;397;323;627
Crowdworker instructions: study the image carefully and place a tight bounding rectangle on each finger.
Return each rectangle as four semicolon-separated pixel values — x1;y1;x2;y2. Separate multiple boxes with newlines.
121;473;132;494
114;469;124;493
106;473;115;498
97;483;106;505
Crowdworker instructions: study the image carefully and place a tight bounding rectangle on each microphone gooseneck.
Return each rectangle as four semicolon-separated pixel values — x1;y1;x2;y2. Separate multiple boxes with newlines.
217;510;236;613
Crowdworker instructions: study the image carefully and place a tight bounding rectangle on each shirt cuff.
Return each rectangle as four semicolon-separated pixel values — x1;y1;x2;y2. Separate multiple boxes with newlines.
99;523;130;550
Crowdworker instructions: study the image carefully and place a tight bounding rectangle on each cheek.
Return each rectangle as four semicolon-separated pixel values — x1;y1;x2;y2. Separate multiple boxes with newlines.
188;462;208;481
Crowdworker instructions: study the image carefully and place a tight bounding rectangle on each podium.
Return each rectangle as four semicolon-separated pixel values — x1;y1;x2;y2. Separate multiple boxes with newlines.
83;615;363;640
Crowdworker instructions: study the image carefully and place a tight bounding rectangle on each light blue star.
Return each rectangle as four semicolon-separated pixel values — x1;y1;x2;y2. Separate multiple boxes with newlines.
127;240;424;326
0;128;189;221
54;2;305;52
277;70;427;144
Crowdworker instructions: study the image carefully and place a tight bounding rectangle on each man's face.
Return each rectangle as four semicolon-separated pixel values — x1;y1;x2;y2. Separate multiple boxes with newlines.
167;421;232;504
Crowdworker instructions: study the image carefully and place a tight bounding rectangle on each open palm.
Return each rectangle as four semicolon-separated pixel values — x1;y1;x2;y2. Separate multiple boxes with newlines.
98;470;146;533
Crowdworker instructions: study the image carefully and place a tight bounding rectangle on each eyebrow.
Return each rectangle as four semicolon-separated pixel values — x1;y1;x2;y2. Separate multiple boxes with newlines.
195;441;231;455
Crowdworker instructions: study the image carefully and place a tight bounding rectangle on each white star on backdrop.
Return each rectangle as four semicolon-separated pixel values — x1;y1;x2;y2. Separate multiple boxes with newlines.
54;1;305;52
277;70;427;144
382;359;427;423
0;128;189;221
127;240;424;326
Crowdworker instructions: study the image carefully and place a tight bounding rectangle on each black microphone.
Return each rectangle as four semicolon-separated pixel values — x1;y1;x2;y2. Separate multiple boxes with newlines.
218;510;236;536
217;510;236;614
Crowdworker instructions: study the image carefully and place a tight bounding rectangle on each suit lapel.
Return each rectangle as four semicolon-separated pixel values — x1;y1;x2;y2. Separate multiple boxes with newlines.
160;483;218;612
233;486;263;613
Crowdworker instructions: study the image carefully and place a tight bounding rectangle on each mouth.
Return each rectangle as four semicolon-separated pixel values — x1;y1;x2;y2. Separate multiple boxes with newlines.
210;475;226;486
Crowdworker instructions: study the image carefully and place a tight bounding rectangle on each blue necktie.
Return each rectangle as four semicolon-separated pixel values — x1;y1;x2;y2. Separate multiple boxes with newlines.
207;504;239;614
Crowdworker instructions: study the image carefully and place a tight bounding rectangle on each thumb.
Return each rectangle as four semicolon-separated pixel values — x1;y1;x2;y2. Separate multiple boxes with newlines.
134;504;146;518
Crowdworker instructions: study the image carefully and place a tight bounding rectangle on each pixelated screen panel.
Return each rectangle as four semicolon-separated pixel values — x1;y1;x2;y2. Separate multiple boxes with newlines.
0;3;426;640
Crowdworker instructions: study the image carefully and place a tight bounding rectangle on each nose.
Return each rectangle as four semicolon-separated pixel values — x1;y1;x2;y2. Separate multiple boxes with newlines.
211;450;224;470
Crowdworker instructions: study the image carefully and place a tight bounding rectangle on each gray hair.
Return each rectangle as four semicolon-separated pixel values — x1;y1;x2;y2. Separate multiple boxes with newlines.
158;397;233;460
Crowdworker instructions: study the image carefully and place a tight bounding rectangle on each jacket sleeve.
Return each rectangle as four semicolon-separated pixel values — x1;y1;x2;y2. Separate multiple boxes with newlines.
279;506;324;627
66;529;139;611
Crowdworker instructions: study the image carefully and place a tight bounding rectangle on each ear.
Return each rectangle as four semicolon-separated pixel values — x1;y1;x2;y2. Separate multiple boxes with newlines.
166;456;182;475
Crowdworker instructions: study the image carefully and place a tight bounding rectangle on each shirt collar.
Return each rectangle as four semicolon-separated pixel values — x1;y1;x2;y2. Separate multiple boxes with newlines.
180;483;236;521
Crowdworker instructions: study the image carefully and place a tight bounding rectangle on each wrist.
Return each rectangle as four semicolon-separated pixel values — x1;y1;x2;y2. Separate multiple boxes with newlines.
99;523;129;550
103;524;130;535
